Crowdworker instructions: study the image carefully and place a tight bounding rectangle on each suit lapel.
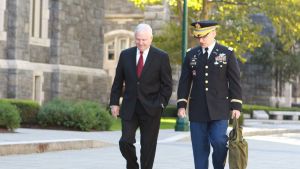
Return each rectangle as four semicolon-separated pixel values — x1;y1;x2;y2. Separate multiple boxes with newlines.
130;47;138;80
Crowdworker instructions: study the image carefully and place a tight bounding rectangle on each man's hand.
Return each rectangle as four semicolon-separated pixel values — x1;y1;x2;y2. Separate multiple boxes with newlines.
231;110;241;119
177;108;186;118
110;105;120;118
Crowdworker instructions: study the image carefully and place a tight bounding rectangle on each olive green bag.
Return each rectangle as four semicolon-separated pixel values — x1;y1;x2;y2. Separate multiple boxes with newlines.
228;118;248;169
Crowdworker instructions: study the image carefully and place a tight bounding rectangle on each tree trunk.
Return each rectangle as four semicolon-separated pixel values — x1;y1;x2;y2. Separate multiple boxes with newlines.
176;0;183;24
200;0;210;19
275;66;279;107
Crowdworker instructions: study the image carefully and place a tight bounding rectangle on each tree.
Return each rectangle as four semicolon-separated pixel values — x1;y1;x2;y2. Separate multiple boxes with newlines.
153;22;182;65
250;38;300;102
129;0;300;64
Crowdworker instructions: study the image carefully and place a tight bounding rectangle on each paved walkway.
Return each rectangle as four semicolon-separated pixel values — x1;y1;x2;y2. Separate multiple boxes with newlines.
1;119;300;169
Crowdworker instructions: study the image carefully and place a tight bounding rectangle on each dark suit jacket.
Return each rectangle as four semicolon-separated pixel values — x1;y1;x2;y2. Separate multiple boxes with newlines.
177;43;242;122
110;46;172;120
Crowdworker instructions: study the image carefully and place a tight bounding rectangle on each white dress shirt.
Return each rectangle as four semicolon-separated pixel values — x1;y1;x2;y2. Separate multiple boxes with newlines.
136;48;150;65
202;41;216;59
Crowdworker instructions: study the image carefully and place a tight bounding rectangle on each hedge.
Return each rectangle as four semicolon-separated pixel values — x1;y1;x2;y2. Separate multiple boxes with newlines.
0;101;21;130
242;104;300;117
0;99;40;125
38;99;113;131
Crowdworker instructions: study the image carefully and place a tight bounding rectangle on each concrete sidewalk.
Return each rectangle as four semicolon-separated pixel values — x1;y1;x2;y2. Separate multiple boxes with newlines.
1;119;300;156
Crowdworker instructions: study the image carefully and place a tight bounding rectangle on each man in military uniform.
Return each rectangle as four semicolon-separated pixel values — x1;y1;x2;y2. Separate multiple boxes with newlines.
177;20;242;169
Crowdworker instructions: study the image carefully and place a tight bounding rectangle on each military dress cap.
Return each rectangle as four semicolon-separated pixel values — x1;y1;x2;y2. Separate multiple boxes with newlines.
191;20;219;38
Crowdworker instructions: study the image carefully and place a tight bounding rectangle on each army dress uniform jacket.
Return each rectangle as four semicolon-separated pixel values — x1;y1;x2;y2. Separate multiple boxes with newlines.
177;43;242;122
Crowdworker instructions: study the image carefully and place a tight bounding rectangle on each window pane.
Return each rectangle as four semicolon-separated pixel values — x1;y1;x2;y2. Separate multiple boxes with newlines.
120;39;127;50
108;42;114;49
108;52;114;60
107;41;115;60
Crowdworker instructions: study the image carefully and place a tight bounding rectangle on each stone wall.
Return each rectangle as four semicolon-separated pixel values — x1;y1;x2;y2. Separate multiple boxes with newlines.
29;46;50;63
15;69;34;99
103;0;170;34
103;0;143;34
0;69;8;98
292;77;300;104
105;0;142;15
6;69;34;99
144;2;170;34
50;0;104;68
0;0;111;105
6;0;30;61
241;63;293;107
42;71;110;104
57;72;110;103
241;63;273;105
0;41;5;59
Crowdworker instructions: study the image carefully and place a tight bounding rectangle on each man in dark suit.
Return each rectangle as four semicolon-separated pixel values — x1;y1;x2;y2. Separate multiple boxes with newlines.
110;23;172;169
177;20;242;169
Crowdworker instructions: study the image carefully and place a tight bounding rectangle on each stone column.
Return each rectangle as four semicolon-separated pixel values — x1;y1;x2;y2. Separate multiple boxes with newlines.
6;0;31;98
7;0;30;60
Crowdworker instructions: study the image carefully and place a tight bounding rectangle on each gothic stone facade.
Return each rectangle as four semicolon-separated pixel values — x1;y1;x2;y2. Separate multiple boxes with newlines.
0;0;170;105
0;0;110;104
0;0;299;107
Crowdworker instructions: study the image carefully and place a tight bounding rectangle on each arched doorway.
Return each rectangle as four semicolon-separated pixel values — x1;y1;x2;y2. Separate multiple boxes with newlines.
103;30;135;82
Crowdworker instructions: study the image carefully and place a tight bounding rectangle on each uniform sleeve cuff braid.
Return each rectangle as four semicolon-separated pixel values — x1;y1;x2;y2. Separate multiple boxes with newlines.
230;99;243;104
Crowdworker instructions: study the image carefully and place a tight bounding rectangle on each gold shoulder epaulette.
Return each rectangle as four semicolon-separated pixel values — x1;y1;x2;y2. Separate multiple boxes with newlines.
187;48;191;52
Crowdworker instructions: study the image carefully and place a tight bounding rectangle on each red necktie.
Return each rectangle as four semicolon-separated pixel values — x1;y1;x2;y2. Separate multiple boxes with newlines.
137;51;144;78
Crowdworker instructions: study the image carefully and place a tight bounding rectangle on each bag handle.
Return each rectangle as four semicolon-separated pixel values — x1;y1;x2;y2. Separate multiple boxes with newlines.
232;117;242;142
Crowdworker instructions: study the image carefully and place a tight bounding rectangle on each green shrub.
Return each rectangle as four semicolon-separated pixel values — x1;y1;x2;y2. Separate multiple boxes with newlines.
38;99;113;131
242;104;300;118
0;102;21;130
0;99;40;125
38;99;74;127
71;101;113;131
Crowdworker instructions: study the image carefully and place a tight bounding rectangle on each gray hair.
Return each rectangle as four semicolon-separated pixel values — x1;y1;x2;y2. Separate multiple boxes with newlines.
135;23;153;36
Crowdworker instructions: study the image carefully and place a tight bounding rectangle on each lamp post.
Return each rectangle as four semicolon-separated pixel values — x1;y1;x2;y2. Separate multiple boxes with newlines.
175;0;189;131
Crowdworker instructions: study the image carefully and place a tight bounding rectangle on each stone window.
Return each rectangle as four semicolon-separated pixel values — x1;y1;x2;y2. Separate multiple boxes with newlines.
120;38;128;52
32;73;44;105
105;37;134;61
103;30;135;81
29;0;50;46
107;41;115;60
0;0;6;41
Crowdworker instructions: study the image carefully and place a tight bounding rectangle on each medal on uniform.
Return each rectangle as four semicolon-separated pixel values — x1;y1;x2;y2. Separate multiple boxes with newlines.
215;53;226;65
214;55;220;65
190;55;197;76
192;70;196;76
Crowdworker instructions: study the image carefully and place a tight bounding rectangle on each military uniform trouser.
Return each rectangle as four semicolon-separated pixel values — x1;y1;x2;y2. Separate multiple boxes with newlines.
190;120;228;169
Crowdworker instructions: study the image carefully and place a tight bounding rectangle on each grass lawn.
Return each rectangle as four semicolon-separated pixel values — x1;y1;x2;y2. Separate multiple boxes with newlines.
110;117;177;131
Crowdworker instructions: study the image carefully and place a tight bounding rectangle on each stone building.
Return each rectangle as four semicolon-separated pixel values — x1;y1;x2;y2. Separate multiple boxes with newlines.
0;0;170;105
0;0;299;107
241;14;300;107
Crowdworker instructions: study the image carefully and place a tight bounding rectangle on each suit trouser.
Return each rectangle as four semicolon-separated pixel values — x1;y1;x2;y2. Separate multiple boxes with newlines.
119;100;161;169
190;120;228;169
